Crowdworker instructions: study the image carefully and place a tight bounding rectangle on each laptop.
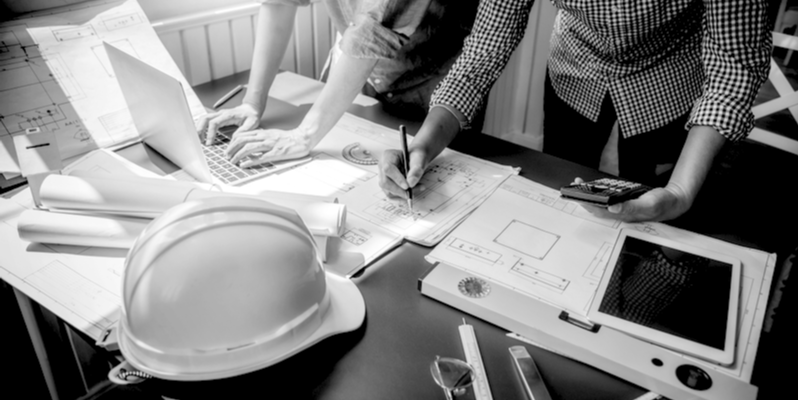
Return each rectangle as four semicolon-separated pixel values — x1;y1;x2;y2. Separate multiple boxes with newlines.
104;42;308;186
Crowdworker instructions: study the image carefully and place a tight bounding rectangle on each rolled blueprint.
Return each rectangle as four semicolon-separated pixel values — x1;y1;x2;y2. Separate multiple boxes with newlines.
18;209;150;248
38;174;346;237
186;191;347;237
39;174;203;218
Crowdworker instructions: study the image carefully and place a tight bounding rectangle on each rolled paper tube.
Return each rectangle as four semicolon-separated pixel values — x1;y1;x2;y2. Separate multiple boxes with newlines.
39;174;346;237
18;209;150;248
187;190;347;237
39;174;201;217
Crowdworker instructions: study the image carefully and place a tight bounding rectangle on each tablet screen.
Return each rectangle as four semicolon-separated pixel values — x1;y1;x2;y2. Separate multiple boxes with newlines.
597;236;733;350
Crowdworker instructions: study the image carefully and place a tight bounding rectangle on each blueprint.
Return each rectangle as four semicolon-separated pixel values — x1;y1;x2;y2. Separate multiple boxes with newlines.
424;175;775;380
0;0;205;164
244;112;519;246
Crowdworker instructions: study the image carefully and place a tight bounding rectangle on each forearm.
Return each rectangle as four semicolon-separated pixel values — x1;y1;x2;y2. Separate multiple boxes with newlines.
409;107;461;166
298;53;377;147
243;3;297;115
667;125;727;205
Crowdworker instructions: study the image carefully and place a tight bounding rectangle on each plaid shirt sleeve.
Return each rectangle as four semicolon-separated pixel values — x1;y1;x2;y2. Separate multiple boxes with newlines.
429;0;535;128
686;1;772;141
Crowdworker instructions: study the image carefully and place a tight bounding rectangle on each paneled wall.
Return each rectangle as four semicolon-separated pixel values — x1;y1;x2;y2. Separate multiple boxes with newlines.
151;2;557;149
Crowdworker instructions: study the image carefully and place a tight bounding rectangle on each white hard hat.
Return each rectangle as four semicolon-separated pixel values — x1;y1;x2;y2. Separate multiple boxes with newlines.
117;196;365;381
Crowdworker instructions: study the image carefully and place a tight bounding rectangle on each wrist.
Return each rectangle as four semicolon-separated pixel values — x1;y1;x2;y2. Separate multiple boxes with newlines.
663;180;695;213
241;99;264;117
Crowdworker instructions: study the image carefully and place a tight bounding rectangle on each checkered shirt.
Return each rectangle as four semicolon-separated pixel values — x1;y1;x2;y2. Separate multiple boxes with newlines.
430;0;772;140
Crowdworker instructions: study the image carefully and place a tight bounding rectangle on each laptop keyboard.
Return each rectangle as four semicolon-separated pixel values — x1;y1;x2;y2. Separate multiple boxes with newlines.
203;134;278;184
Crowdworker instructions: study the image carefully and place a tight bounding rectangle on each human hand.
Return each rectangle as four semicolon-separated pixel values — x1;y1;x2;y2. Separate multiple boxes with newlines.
378;148;426;199
225;128;312;168
572;177;692;222
195;103;261;146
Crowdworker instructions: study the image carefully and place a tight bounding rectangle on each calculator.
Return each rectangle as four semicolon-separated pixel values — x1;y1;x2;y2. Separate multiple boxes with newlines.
560;177;651;207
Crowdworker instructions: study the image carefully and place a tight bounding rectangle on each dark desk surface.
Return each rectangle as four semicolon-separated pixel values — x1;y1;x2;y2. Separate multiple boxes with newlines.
140;71;796;400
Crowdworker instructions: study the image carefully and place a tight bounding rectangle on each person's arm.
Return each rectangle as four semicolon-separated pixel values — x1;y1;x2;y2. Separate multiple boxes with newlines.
379;0;535;198
225;2;419;166
584;0;772;222
225;54;377;165
196;3;297;144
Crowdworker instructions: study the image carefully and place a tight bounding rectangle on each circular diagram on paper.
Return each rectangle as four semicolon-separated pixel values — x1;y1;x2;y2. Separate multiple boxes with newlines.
458;277;491;299
342;142;379;165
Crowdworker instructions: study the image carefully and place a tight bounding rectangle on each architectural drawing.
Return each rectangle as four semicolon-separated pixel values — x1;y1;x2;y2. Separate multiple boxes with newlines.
447;238;502;265
356;157;498;232
495;219;559;260
0;0;206;161
0;28;94;157
509;258;570;293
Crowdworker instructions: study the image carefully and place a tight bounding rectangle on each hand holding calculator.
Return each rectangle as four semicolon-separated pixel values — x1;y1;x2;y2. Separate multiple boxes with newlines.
560;177;651;207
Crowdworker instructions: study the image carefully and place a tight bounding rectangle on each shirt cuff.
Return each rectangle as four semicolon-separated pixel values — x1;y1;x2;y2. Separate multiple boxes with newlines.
686;96;754;142
339;14;407;60
430;77;484;127
430;104;470;131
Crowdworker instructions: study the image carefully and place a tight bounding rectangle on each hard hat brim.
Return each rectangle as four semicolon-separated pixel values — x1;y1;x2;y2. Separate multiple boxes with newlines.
119;271;366;381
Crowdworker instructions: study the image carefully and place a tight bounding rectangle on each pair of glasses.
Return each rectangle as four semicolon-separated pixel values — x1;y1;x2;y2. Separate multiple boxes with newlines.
429;356;475;399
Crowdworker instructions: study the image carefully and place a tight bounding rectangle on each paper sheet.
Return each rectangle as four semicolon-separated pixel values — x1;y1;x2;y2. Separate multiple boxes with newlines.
0;0;206;161
13;130;63;176
0;137;21;173
248;112;519;247
424;175;775;381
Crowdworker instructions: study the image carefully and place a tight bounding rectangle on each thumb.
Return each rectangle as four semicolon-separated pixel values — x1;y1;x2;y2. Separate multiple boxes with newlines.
406;154;426;187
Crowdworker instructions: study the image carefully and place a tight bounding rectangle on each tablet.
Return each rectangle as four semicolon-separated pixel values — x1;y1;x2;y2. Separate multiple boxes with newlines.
588;229;741;366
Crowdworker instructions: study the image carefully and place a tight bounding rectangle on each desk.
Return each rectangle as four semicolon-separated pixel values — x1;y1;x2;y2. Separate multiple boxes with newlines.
4;70;796;400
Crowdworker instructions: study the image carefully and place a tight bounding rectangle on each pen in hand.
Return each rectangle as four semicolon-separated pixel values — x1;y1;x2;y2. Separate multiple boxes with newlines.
399;125;413;212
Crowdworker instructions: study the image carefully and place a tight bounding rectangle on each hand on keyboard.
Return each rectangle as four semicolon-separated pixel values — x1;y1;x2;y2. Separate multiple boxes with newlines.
226;128;312;168
196;103;261;146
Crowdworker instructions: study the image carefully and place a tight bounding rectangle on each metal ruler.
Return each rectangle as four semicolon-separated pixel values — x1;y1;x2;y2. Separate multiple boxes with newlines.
459;318;493;400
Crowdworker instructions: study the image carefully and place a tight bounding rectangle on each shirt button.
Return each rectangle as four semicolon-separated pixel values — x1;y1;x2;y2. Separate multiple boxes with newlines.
373;78;381;84
386;93;393;98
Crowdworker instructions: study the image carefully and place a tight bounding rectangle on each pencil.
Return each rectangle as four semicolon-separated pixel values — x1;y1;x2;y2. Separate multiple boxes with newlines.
399;125;413;211
213;84;246;109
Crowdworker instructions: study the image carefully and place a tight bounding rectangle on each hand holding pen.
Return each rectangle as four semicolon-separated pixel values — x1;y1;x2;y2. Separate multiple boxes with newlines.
376;126;425;205
399;125;414;212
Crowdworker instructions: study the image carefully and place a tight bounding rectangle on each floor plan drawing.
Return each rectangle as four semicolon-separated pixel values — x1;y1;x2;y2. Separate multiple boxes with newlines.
357;157;497;231
495;219;559;260
0;0;206;162
249;111;519;246
0;27;94;157
426;175;624;314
